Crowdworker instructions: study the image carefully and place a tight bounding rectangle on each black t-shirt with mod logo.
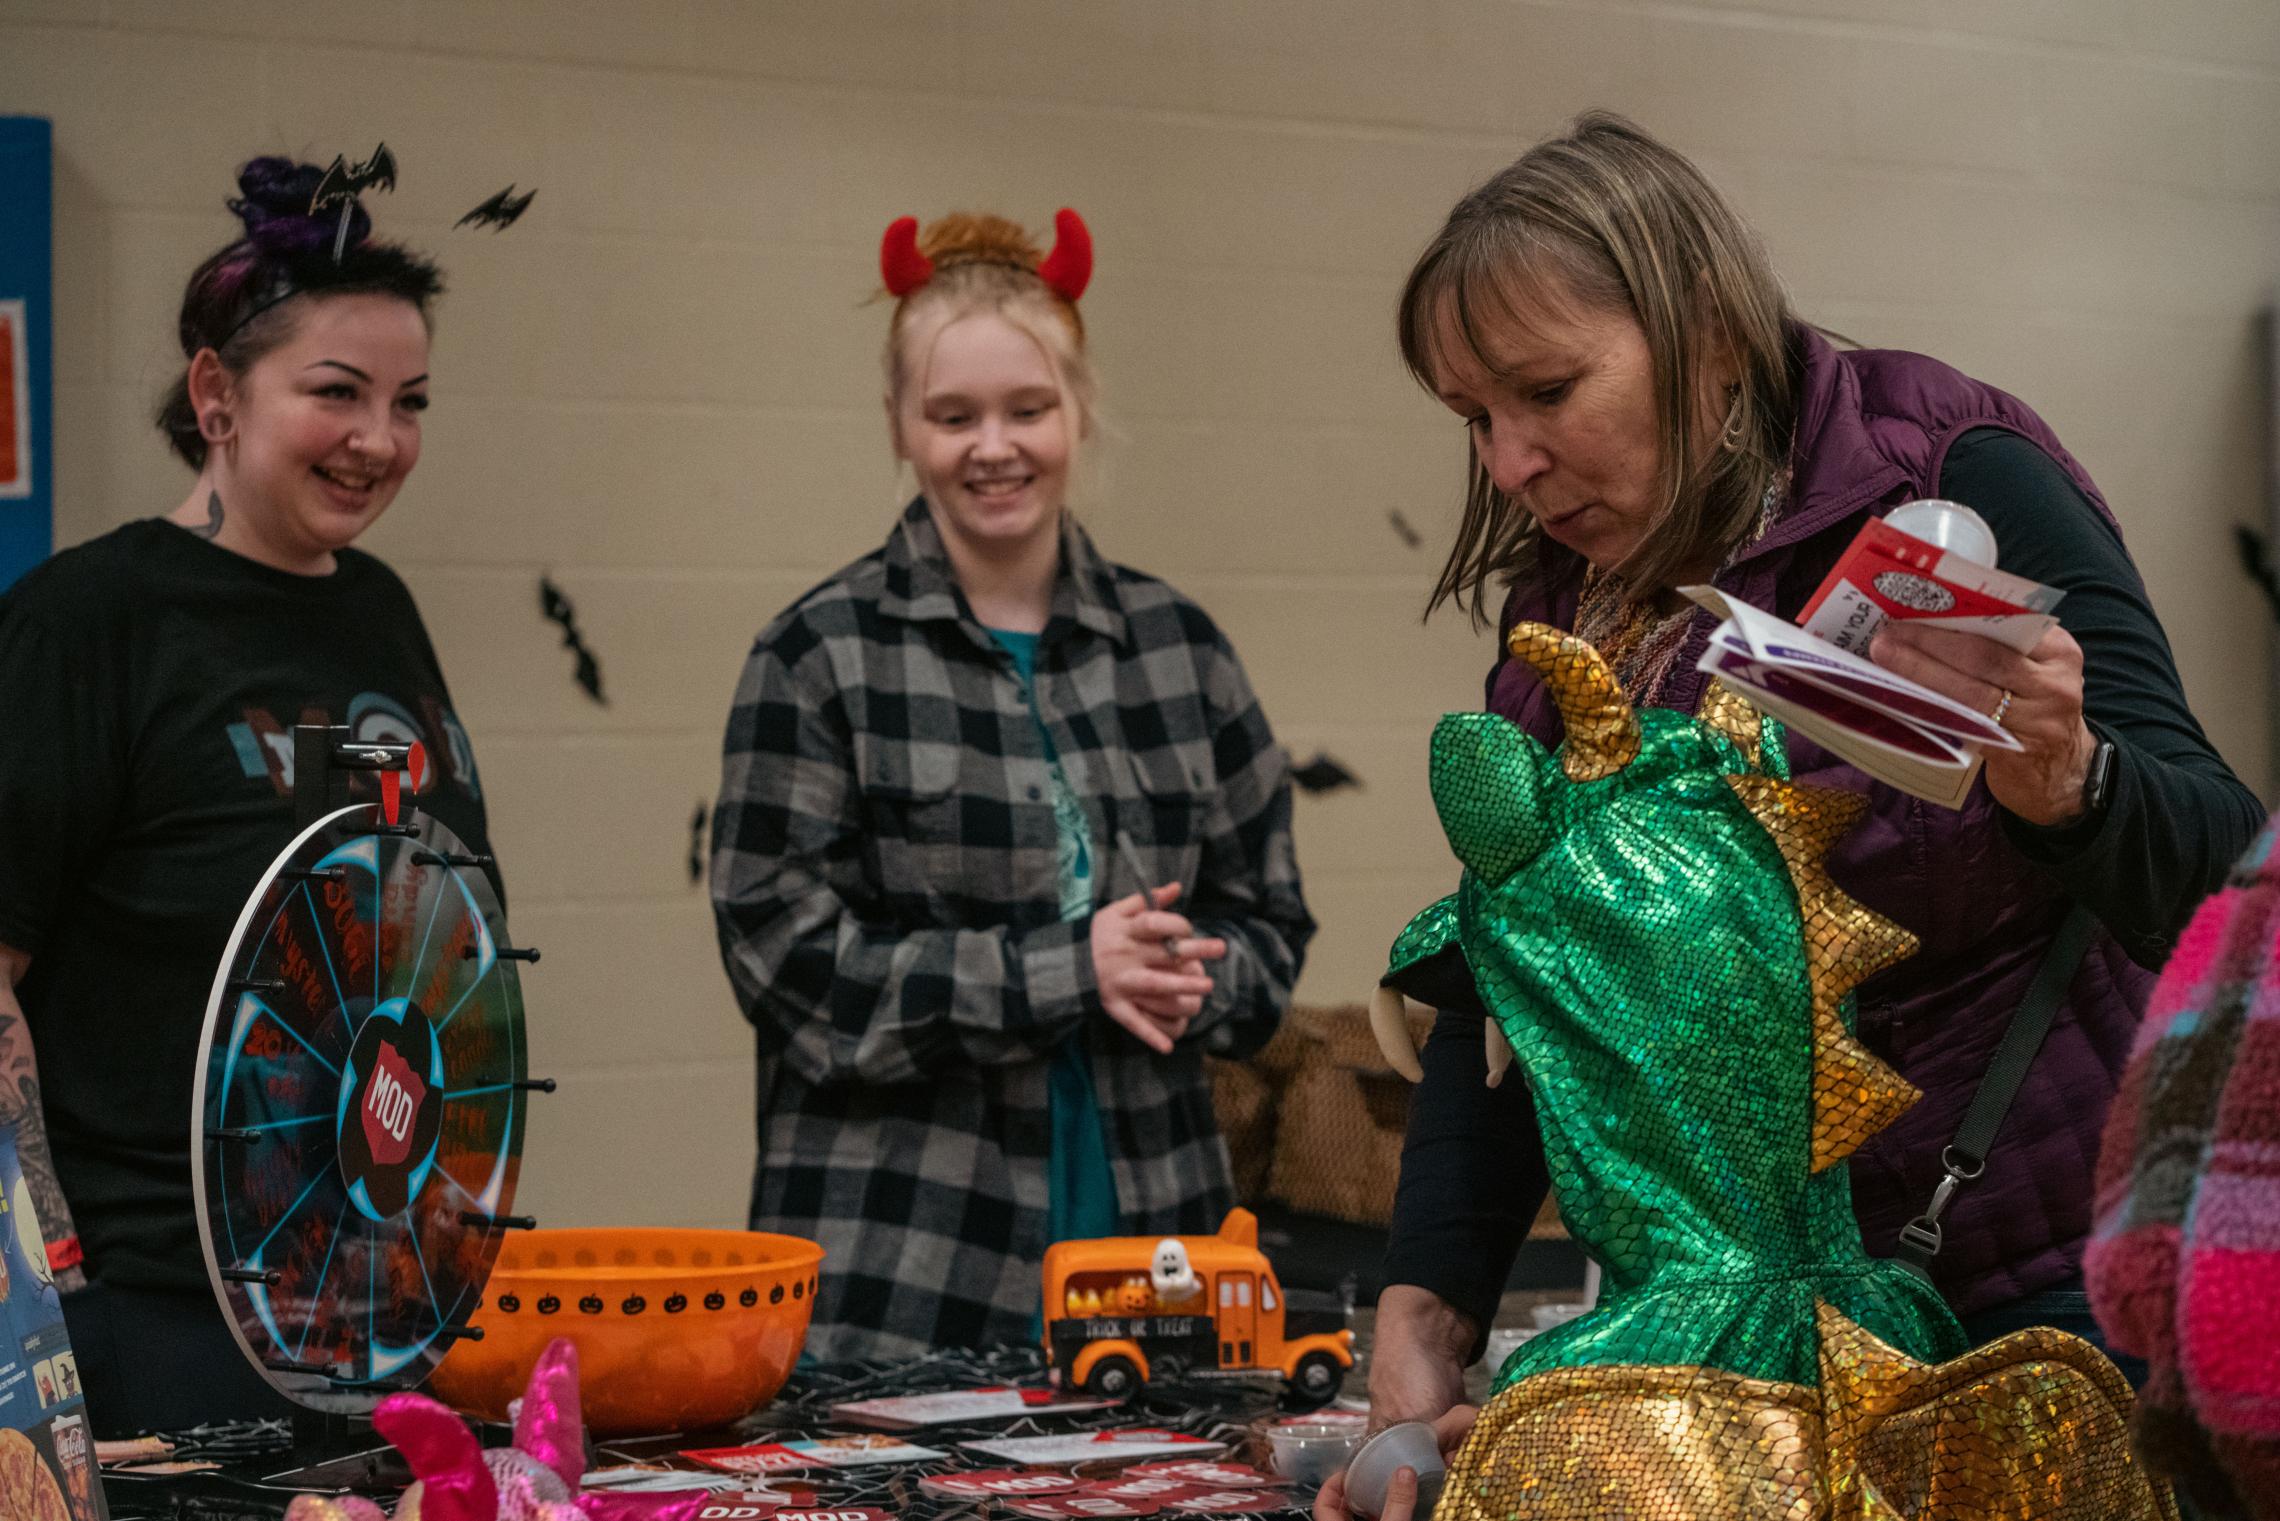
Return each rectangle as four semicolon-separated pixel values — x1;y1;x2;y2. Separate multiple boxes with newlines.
0;518;491;1292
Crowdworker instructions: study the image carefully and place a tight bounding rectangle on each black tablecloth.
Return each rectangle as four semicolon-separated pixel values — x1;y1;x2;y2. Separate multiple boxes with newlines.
101;1346;1328;1521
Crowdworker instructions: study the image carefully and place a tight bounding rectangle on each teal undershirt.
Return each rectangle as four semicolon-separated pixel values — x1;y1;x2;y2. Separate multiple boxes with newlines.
987;630;1120;1251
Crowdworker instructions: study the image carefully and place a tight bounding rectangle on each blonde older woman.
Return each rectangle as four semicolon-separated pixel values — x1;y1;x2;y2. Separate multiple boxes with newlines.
1341;113;2258;1510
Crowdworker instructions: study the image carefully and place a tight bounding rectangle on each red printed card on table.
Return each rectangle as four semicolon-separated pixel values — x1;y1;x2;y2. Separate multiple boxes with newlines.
1166;1492;1286;1514
959;1430;1226;1467
919;1469;1081;1499
832;1387;1119;1429
1123;1463;1285;1490
692;1495;798;1521
1005;1498;1168;1520
682;1437;946;1474
1079;1477;1207;1504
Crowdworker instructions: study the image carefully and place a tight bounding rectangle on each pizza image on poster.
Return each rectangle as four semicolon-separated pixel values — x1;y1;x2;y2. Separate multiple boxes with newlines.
0;1128;105;1520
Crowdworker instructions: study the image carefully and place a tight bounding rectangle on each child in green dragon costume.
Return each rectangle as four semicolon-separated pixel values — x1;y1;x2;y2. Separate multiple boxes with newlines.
1371;623;2171;1520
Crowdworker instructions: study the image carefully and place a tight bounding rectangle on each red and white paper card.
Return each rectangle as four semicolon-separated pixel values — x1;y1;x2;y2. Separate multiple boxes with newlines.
1079;1477;1208;1504
682;1438;947;1475
692;1495;799;1520
1797;516;2060;657
1165;1493;1287;1515
1686;587;2026;808
959;1431;1226;1467
833;1387;1120;1429
1005;1497;1167;1519
1122;1463;1285;1490
918;1470;1082;1499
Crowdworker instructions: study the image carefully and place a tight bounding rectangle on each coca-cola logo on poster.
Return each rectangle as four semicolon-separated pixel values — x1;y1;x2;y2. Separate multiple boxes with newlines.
1871;571;1956;613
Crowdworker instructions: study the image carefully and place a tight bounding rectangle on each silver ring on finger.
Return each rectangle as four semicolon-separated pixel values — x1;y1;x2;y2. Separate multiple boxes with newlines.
1988;687;2014;727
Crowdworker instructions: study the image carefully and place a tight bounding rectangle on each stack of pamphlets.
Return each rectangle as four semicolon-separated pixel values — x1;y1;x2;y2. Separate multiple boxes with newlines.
1683;512;2063;808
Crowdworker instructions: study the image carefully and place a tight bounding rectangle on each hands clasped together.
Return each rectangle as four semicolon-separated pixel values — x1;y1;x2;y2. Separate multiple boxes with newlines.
1090;882;1227;1053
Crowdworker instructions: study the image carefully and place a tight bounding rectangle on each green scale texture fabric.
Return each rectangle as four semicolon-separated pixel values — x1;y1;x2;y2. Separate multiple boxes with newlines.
1388;705;1964;1392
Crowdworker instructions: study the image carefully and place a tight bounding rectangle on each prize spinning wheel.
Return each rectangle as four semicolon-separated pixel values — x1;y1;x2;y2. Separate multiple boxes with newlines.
191;740;541;1412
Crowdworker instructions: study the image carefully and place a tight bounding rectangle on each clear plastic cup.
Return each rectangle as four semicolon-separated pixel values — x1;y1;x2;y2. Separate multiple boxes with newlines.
1885;499;1997;568
1267;1418;1364;1486
1342;1422;1445;1518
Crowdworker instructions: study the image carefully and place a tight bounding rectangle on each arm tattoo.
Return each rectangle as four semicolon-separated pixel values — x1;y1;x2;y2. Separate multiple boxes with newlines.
0;1013;79;1257
194;489;225;540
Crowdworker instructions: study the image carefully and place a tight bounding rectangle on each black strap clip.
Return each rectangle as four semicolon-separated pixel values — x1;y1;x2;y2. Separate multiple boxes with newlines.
1896;1146;1986;1265
1890;902;2096;1281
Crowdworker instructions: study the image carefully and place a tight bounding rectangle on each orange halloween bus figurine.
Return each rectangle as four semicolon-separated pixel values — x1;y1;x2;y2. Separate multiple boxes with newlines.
1041;1208;1353;1403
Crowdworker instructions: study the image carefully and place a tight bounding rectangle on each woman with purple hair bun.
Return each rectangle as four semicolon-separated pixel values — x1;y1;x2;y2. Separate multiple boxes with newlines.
0;156;494;1432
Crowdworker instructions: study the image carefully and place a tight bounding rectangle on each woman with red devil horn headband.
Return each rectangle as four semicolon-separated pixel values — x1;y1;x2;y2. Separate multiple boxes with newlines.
880;207;1093;304
711;209;1313;1359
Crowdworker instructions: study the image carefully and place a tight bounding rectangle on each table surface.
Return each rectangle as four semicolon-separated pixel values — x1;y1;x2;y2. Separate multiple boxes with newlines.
98;1344;1339;1521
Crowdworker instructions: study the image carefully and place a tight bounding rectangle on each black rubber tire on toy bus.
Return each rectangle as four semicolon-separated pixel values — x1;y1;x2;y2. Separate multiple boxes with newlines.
1290;1351;1345;1406
1084;1353;1143;1398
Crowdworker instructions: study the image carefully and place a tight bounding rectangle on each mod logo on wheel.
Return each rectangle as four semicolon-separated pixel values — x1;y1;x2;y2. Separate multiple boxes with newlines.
337;999;445;1221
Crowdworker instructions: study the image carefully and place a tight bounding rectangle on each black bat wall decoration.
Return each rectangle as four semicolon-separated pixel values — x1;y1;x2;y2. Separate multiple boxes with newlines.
537;575;607;705
688;801;709;885
2236;525;2280;624
1387;509;1424;549
458;184;536;231
1291;752;1362;794
309;143;398;213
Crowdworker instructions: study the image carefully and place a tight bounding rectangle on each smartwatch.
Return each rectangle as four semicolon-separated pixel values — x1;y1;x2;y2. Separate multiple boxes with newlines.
2079;736;2118;823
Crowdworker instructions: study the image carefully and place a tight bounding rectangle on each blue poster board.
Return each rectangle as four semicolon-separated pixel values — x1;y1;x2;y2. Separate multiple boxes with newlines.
0;1127;103;1519
0;118;54;594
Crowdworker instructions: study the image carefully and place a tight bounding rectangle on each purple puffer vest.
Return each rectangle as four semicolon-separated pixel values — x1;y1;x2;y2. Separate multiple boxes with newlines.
1490;324;2155;1317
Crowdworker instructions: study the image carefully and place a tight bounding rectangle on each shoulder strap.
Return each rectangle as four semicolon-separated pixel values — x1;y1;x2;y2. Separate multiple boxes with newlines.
1894;902;2098;1278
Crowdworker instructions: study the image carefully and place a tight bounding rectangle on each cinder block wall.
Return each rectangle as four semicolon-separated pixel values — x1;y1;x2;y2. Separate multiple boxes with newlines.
4;0;2274;1232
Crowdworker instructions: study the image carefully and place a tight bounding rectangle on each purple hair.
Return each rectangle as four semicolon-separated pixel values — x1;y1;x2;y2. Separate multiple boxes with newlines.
157;156;444;469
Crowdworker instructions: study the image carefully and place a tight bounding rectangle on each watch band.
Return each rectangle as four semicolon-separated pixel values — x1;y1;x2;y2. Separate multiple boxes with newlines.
2082;737;2118;819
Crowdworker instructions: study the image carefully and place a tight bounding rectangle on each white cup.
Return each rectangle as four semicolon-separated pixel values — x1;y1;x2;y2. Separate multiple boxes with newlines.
1884;498;1997;568
1342;1422;1445;1518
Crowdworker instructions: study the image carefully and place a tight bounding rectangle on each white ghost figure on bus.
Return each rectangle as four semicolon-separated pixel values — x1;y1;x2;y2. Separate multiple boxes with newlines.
1150;1237;1199;1304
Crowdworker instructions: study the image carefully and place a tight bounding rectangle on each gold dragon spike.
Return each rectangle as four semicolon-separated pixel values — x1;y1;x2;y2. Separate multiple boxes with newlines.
1505;622;1642;782
1728;775;1922;1171
1814;1301;2177;1521
1696;678;1766;769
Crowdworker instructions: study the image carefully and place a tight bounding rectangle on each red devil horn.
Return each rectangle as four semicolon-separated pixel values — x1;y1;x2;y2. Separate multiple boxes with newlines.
880;215;933;296
1036;208;1092;303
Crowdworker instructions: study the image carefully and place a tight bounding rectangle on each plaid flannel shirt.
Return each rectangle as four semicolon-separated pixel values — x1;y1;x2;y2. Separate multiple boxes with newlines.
711;499;1313;1359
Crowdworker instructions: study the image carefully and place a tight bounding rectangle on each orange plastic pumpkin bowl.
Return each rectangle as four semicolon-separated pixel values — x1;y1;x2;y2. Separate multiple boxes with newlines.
428;1228;824;1436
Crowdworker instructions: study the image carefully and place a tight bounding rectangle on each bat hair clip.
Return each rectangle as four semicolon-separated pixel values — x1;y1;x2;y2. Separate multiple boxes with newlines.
880;208;1092;304
211;148;404;348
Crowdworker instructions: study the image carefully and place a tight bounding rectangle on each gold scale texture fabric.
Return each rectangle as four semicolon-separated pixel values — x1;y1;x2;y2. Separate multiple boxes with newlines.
1384;624;2174;1520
